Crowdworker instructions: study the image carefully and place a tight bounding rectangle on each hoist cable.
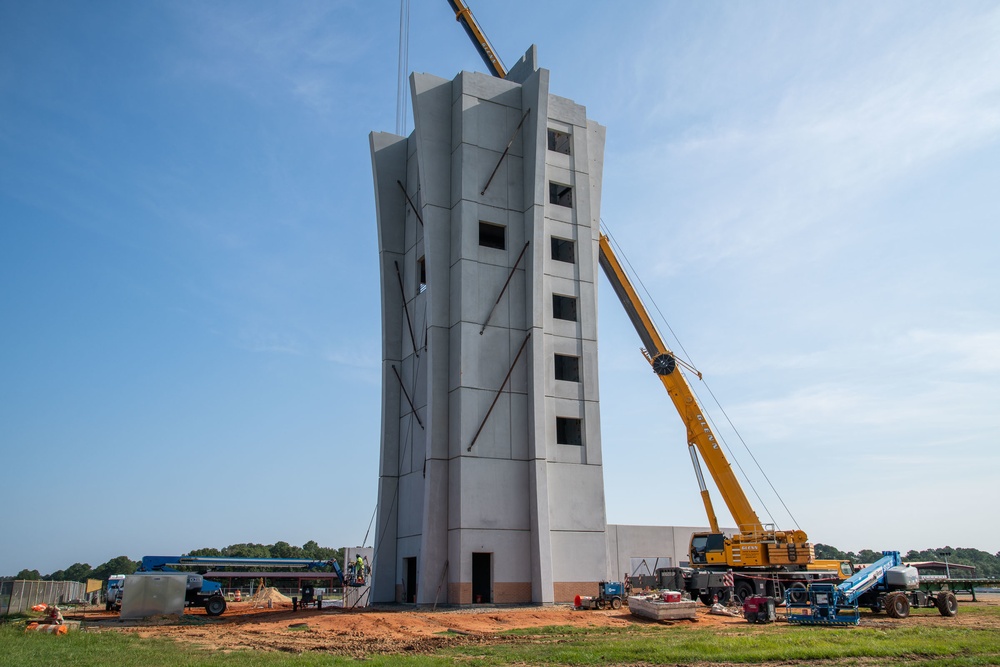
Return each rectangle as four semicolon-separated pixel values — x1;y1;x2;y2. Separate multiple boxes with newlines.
601;220;800;532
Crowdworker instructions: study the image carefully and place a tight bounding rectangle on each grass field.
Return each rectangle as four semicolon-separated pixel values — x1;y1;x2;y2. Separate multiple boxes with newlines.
3;604;999;666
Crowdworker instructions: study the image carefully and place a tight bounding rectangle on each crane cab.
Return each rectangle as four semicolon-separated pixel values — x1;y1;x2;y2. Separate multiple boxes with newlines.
689;533;728;566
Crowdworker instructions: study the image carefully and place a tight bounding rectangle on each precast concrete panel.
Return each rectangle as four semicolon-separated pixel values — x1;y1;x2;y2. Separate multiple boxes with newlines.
453;70;522;108
396;471;426;538
451;320;515;390
453;458;531;531
450;387;514;460
546;462;607;532
549;531;608;599
547;95;588;129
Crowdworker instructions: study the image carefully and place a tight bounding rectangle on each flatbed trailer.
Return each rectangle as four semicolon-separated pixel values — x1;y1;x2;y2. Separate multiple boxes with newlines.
917;577;1000;602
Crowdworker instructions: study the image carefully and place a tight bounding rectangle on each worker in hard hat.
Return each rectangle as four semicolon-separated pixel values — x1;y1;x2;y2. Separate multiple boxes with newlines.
356;555;365;583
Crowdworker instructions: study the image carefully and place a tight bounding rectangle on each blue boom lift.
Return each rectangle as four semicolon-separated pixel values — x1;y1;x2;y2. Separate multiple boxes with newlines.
785;551;959;625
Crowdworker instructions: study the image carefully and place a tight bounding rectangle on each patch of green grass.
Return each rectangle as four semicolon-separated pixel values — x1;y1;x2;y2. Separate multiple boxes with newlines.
0;625;455;667
457;622;1000;665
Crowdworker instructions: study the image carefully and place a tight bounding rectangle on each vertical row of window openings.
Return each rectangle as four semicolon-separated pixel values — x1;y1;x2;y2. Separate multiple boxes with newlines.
551;125;579;445
548;128;572;209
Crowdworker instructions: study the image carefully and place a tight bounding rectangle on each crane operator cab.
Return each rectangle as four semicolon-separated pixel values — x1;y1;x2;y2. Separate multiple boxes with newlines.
690;533;727;566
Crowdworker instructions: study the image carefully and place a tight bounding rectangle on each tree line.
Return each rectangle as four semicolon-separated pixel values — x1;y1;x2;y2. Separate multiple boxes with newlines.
7;542;999;582
814;544;1000;578
3;541;345;582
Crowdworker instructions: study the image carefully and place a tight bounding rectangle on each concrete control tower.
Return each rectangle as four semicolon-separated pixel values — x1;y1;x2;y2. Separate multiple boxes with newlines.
369;47;607;605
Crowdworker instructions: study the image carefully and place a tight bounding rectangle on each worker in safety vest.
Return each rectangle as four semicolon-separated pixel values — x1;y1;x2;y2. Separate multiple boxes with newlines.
355;555;365;582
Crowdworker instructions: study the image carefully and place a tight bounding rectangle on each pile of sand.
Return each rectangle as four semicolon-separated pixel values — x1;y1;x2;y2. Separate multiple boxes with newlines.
251;587;292;605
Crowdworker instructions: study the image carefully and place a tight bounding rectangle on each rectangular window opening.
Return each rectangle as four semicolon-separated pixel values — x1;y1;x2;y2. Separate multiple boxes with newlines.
547;129;571;155
479;221;506;250
552;294;578;322
549;182;573;208
551;237;575;264
417;256;426;294
554;354;580;382
556;417;583;446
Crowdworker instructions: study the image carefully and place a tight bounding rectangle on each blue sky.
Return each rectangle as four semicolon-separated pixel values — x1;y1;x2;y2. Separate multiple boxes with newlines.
2;1;998;577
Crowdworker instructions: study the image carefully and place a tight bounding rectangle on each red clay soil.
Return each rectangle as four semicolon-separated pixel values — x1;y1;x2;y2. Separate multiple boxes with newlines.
69;594;1000;658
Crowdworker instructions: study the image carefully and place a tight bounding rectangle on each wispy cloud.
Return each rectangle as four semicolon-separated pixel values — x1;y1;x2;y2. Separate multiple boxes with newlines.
894;329;1000;374
323;346;379;370
236;329;304;356
169;1;372;116
616;3;1000;268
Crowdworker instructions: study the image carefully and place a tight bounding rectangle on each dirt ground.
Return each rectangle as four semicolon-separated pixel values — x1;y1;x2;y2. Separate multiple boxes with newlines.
69;593;1000;658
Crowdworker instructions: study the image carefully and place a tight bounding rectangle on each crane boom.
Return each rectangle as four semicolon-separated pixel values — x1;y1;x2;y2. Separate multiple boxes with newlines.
447;0;507;78
598;233;813;570
597;233;762;534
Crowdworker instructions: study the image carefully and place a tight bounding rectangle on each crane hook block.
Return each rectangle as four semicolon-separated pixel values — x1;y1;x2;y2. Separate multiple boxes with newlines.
652;353;676;376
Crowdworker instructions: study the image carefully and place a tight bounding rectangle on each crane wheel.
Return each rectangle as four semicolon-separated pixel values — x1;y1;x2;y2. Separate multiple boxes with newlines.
734;582;754;604
885;593;910;619
699;593;714;606
936;591;958;617
611;597;622;610
787;583;808;604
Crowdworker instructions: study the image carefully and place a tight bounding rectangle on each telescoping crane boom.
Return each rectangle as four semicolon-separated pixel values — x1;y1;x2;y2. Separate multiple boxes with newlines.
446;0;507;78
597;233;814;571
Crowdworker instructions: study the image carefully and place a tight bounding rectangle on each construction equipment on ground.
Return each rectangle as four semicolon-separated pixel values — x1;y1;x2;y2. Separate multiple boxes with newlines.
743;595;778;623
574;581;625;610
785;551;959;625
104;574;126;611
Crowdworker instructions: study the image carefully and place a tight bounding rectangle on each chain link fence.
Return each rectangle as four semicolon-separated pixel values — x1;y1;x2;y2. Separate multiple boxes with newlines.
1;580;86;615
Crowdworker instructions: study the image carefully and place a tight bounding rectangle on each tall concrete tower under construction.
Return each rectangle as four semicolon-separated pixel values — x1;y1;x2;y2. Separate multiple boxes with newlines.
369;47;608;605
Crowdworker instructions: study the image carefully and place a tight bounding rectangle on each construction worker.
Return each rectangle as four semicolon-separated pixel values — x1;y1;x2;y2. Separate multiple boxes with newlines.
356;555;365;583
45;605;64;625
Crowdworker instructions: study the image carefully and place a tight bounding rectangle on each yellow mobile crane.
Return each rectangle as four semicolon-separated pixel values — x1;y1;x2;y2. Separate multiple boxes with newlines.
598;234;814;573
